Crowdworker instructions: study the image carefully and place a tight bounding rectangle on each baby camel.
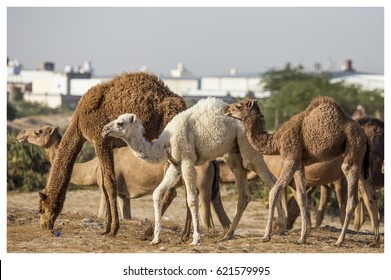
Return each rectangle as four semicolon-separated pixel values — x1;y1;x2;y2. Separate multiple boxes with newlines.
102;97;285;245
224;97;379;246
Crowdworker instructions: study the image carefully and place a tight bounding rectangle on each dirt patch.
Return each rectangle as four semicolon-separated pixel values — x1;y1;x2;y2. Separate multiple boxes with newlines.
7;187;384;253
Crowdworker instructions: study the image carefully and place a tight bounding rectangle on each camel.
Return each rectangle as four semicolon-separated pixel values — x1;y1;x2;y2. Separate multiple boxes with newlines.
38;72;189;236
16;126;231;238
102;97;286;245
220;115;384;231
224;97;380;246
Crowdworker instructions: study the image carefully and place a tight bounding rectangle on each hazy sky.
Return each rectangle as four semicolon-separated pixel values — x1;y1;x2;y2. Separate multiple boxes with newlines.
7;7;384;76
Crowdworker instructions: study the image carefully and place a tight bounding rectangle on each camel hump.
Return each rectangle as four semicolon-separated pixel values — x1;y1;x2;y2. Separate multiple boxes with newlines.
356;115;384;128
304;96;342;115
77;71;183;114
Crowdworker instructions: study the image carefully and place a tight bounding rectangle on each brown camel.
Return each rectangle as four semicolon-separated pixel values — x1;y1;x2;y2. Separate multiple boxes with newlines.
38;72;188;236
220;115;384;231
224;97;380;246
17;126;231;238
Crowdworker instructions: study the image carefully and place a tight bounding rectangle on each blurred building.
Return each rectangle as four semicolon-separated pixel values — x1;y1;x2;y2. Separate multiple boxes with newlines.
7;59;383;108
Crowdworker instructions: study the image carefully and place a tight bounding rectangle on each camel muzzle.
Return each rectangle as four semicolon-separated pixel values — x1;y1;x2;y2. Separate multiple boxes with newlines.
101;125;113;138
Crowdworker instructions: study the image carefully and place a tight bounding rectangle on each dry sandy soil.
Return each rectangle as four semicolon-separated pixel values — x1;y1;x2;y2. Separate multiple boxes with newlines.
7;186;384;253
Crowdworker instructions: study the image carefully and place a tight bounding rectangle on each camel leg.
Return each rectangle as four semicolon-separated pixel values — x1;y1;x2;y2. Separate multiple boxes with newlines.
117;194;131;219
334;178;347;226
281;186;289;223
209;160;230;230
98;192;108;219
211;187;231;232
262;160;296;242
358;178;380;246
151;164;181;245
196;164;213;230
237;139;286;235
198;188;212;230
354;186;365;230
335;163;360;246
95;139;119;236
182;201;192;242
316;185;331;227
145;188;177;239
220;150;250;241
293;166;309;244
181;159;201;245
286;185;314;229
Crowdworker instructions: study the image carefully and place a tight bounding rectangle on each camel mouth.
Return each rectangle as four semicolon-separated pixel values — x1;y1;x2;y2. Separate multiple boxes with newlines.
223;107;241;120
101;126;113;138
16;135;28;143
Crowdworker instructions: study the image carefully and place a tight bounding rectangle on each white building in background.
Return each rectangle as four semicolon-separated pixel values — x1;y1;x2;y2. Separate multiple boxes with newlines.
330;59;384;93
331;74;384;92
7;59;384;108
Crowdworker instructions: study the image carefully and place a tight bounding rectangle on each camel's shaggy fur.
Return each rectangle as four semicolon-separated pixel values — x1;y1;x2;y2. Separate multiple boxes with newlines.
38;72;187;235
103;97;285;245
224;97;380;246
17;126;231;237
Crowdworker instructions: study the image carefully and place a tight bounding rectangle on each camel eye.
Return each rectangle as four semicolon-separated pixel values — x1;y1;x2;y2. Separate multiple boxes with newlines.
117;122;124;128
35;130;42;136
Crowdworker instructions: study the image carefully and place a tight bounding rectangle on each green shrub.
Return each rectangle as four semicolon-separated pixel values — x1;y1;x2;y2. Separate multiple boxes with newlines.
7;130;51;191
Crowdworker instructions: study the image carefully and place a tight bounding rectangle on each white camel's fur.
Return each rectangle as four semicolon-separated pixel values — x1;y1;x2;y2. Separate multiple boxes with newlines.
102;97;286;245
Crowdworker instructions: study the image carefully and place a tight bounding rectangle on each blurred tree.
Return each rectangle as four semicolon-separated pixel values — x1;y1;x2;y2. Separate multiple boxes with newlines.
260;68;383;130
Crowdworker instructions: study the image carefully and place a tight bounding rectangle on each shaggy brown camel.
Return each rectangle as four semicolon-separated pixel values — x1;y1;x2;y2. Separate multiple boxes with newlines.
220;115;384;231
224;97;380;246
38;72;188;236
17;126;231;238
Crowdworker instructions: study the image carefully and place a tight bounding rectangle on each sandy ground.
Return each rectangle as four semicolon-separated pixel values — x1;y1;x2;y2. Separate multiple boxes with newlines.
7;186;384;253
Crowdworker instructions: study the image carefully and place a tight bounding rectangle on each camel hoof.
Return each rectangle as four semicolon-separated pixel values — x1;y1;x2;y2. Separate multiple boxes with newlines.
334;242;343;247
295;238;307;244
181;234;190;242
261;235;271;242
191;240;201;246
150;238;161;245
217;236;231;243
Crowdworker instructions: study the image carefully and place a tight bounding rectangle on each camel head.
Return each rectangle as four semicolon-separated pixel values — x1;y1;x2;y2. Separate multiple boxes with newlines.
102;113;144;140
16;126;60;148
224;99;261;120
38;191;59;231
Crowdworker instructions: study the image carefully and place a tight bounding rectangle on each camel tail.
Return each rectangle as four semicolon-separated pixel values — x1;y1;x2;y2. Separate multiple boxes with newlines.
211;160;220;200
363;141;371;180
210;160;231;229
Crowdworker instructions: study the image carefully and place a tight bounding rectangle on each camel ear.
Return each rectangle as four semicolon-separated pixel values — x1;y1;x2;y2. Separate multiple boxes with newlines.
249;100;257;108
128;114;136;123
49;127;59;136
39;192;47;200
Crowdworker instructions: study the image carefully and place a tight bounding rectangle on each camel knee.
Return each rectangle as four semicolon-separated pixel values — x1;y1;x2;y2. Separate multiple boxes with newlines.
152;189;164;207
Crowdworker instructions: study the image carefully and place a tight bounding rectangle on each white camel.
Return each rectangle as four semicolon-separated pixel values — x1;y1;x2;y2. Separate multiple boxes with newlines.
102;97;286;245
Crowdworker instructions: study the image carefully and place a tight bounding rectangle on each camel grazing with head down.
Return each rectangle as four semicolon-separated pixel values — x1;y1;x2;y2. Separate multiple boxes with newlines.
224;97;380;246
102;97;286;245
38;72;188;236
16;126;231;238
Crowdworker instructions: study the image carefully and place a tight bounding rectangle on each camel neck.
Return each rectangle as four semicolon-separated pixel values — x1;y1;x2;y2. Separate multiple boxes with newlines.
122;131;169;164
242;110;278;155
44;136;61;164
45;121;85;215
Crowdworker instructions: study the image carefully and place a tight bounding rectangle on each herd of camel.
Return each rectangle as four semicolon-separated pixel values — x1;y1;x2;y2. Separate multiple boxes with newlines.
16;71;383;247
